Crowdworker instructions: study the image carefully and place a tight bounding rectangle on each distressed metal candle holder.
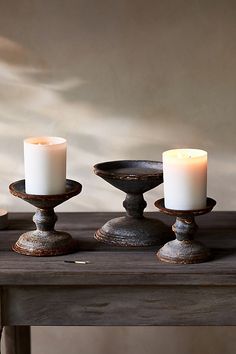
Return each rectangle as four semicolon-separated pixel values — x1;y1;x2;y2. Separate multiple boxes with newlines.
9;179;82;256
155;198;217;264
94;160;170;247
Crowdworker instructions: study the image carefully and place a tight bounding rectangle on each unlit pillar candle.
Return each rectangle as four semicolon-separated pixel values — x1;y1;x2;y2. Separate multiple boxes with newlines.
163;148;207;210
24;136;67;195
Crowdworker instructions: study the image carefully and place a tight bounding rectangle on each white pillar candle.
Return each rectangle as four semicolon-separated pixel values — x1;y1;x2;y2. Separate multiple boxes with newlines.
163;148;207;210
24;136;67;195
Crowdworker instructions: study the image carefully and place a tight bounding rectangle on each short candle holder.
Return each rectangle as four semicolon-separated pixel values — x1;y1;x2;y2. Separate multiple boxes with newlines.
9;179;82;256
94;160;170;247
155;198;217;264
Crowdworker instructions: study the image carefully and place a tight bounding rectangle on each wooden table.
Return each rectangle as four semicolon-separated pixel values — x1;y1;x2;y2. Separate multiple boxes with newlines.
1;211;236;353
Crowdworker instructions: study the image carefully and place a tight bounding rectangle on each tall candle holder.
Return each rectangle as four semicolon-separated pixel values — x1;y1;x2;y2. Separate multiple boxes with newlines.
9;179;82;256
94;160;170;247
155;198;216;264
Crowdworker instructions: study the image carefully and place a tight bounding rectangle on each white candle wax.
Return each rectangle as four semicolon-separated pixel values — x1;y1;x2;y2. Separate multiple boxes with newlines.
24;136;67;195
163;148;207;210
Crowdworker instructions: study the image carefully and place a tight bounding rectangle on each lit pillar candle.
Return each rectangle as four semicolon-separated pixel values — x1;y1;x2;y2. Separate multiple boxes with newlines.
163;149;207;210
24;136;67;195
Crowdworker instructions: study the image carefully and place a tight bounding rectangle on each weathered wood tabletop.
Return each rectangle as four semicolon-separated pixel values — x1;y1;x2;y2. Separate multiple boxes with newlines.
1;211;236;353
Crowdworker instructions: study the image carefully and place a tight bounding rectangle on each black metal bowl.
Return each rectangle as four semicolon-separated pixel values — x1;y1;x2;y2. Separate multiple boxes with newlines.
94;160;163;194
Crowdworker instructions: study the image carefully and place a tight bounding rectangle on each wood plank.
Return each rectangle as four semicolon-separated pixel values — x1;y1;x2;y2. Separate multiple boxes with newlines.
0;212;234;286
0;212;236;327
3;285;236;326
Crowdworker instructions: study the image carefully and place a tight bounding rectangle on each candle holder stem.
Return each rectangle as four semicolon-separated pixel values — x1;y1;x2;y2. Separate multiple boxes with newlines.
123;193;146;218
174;216;198;241
33;208;57;232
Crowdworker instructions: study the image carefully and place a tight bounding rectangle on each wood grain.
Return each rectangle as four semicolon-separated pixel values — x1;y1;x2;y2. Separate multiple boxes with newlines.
3;285;236;326
0;212;236;326
0;212;235;286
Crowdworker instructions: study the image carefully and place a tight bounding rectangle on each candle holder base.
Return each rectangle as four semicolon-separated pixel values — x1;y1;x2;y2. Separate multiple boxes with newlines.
12;230;77;257
157;239;212;264
9;179;82;257
95;216;168;247
155;198;216;264
94;160;171;247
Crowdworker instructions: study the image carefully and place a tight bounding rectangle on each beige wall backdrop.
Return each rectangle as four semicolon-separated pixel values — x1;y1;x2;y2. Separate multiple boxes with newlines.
1;0;236;353
0;0;236;212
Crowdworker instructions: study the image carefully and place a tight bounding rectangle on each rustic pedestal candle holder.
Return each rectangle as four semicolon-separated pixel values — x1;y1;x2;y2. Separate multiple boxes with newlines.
155;198;216;264
94;160;170;247
9;179;82;256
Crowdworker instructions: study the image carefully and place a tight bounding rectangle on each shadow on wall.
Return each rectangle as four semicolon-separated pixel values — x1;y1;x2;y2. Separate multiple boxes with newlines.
0;0;235;210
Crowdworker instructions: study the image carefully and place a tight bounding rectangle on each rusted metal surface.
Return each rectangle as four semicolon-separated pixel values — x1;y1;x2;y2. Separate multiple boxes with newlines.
94;160;171;246
94;160;163;187
155;198;217;264
9;179;82;257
